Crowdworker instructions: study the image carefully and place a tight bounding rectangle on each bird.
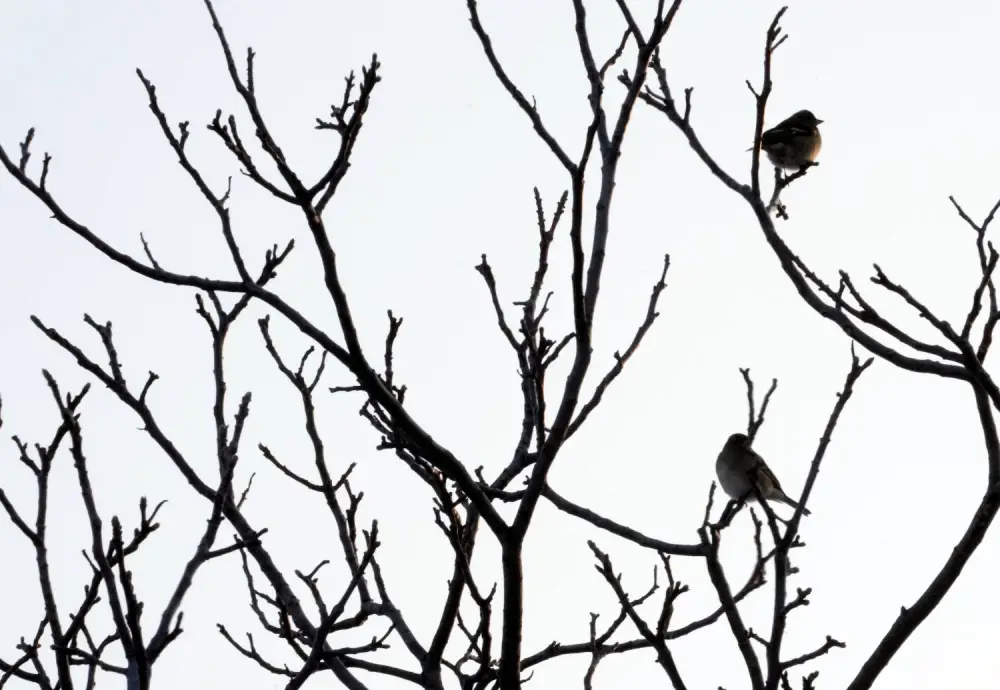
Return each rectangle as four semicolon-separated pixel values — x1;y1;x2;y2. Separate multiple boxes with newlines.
715;432;811;515
758;109;823;171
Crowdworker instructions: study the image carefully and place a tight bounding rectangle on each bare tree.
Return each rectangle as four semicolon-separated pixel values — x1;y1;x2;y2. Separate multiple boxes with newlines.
0;2;996;690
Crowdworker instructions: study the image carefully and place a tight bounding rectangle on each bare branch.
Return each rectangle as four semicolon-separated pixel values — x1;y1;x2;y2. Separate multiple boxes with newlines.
567;254;670;438
465;1;576;172
543;484;703;556
589;542;687;690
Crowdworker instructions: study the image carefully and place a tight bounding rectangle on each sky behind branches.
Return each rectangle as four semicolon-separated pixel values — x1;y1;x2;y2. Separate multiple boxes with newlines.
2;1;1000;688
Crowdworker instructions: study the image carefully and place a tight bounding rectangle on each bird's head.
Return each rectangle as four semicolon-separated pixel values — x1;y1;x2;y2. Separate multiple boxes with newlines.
725;432;750;449
792;109;823;126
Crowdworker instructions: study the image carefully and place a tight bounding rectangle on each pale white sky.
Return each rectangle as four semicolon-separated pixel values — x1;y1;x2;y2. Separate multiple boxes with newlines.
2;1;1000;688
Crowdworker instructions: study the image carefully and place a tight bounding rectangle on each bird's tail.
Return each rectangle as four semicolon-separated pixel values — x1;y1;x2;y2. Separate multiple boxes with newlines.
778;493;811;516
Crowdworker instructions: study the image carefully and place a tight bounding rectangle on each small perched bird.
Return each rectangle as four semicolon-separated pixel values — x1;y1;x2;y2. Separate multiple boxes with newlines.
716;433;811;515
759;109;823;171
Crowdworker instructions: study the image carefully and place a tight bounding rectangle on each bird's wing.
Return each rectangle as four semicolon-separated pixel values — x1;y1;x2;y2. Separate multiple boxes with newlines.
761;120;814;147
750;450;784;492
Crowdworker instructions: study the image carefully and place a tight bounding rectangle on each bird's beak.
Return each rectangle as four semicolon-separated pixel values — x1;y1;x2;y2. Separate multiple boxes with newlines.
816;119;824;124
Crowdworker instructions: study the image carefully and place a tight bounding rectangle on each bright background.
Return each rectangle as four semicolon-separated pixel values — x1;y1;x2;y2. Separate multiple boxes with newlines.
2;1;999;688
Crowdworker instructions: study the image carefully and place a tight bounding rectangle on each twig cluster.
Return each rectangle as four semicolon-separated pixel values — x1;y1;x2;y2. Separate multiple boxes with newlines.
1;1;996;690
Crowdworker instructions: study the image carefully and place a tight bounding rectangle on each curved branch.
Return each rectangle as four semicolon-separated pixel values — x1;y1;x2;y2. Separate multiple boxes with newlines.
845;383;1000;690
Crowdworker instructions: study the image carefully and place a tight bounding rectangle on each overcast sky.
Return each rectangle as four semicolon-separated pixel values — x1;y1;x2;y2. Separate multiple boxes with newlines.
3;1;1000;688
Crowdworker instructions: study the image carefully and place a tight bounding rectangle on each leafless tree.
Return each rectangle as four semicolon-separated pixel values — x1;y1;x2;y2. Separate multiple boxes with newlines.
0;2;997;690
